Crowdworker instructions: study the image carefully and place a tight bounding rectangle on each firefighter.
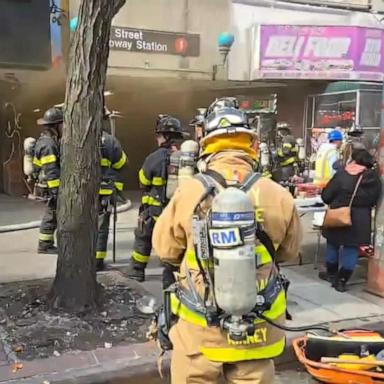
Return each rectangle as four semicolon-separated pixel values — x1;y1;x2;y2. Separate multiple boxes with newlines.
34;107;63;254
189;108;206;142
152;107;302;384
274;123;298;182
127;115;185;282
314;129;343;187
96;108;128;271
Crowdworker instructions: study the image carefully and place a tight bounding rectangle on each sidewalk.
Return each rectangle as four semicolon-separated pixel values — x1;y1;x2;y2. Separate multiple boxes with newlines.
0;198;383;383
0;194;42;226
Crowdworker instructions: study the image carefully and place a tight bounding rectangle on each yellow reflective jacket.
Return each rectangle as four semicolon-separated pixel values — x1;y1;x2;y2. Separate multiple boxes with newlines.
314;143;339;187
153;152;302;362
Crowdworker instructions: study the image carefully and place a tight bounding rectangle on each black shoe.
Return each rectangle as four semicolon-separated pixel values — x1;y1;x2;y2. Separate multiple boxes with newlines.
334;279;347;292
334;268;353;293
37;245;58;254
96;259;105;272
318;271;336;284
318;262;338;284
126;263;145;282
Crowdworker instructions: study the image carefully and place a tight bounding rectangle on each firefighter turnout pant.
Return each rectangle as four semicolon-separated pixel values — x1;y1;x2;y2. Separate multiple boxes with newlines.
96;196;113;261
131;209;156;270
171;347;275;384
38;195;57;249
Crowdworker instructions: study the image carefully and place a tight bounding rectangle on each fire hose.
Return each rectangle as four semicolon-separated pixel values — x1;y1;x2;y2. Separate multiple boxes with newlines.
0;200;132;234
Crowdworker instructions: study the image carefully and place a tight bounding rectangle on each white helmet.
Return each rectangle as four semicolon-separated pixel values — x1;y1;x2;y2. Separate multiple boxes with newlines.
203;107;257;141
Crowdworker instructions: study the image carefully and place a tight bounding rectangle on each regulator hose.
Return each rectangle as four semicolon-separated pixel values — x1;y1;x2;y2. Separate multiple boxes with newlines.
257;312;333;334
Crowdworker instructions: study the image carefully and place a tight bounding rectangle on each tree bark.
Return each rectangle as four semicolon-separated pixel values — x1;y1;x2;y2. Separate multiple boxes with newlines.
50;0;125;312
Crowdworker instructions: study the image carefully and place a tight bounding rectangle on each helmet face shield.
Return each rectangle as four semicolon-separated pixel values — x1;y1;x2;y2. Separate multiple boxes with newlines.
206;97;240;116
203;108;256;139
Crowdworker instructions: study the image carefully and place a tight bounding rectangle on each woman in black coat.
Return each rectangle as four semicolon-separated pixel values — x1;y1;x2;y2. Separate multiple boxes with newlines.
320;149;381;292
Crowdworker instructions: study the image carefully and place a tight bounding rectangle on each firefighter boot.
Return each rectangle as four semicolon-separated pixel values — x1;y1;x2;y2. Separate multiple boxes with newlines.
37;242;58;255
318;262;338;285
125;263;145;282
334;268;353;293
96;259;105;272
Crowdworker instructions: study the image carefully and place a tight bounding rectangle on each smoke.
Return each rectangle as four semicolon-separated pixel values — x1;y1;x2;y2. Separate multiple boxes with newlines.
9;69;66;138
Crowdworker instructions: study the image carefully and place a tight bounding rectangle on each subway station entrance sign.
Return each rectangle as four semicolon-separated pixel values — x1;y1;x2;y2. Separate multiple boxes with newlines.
110;26;200;57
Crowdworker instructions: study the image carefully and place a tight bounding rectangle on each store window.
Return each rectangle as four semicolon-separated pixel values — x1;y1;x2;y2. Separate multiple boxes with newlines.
359;91;381;128
313;92;357;129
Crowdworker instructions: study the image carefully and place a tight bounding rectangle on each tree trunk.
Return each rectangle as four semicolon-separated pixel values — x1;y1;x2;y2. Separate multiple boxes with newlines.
50;0;125;312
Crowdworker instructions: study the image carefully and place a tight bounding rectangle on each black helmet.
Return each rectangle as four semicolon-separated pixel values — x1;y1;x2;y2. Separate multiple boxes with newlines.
155;115;183;135
206;97;239;117
37;107;63;126
348;124;363;138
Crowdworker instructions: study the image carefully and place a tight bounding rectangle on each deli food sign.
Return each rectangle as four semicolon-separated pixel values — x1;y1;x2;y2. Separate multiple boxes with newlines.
110;26;200;57
255;25;384;81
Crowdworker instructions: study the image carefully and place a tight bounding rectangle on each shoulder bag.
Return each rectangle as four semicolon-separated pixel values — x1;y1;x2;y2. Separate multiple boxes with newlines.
322;173;364;228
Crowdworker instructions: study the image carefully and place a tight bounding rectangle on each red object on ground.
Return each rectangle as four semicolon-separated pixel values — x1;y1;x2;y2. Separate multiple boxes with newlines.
359;245;374;258
296;183;322;197
293;332;384;384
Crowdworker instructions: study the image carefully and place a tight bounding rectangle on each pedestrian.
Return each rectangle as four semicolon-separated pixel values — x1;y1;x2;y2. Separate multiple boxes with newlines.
33;107;63;254
314;129;343;187
319;148;381;292
152;107;302;384
126;115;185;282
96;107;128;271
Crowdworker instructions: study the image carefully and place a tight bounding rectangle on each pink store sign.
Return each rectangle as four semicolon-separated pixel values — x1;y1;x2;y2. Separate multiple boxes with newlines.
256;25;384;81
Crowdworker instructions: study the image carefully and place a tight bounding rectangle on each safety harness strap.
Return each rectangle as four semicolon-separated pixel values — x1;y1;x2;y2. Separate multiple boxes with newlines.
256;227;277;262
239;172;262;192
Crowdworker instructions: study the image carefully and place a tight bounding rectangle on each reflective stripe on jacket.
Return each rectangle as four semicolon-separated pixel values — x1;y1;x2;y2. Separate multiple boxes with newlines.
33;133;60;189
99;131;127;195
277;143;297;167
138;146;169;214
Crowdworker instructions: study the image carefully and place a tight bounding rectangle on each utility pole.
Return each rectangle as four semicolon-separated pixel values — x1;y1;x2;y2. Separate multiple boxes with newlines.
367;87;384;297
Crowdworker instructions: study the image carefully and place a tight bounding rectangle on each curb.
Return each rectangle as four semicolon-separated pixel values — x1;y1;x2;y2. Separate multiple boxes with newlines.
0;201;132;234
1;315;383;383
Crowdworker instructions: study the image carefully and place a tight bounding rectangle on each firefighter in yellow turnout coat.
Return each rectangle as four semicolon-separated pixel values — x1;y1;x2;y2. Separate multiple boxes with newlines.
153;108;302;384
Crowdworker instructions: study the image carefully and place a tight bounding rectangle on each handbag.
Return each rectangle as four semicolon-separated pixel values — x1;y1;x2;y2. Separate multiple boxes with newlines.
322;173;364;228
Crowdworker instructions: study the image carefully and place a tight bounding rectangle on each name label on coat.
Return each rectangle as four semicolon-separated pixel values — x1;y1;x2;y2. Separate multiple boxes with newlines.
227;327;267;345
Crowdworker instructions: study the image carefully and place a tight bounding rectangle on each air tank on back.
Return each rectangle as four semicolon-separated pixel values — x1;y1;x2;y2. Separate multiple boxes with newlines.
210;187;257;316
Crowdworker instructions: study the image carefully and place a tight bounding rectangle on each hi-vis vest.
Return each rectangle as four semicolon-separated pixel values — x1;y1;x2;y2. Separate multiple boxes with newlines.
169;173;287;363
314;145;339;187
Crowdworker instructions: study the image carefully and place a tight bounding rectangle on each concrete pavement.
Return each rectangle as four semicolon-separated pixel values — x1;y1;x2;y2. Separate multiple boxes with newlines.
0;194;42;226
